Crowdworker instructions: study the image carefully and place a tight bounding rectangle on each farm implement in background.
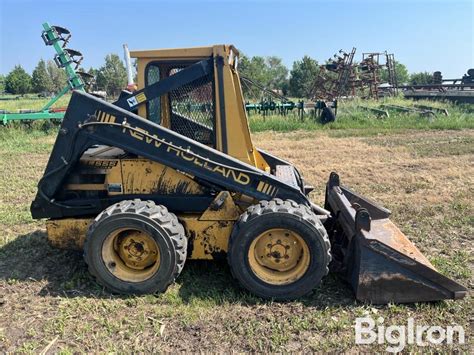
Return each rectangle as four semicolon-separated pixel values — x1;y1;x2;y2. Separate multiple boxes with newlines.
356;103;449;120
0;23;90;125
241;75;338;123
310;48;399;100
400;69;474;104
242;47;400;123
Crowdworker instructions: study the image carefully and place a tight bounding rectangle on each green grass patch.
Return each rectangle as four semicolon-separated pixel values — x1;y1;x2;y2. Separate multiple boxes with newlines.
248;97;474;134
0;94;71;112
0;125;57;153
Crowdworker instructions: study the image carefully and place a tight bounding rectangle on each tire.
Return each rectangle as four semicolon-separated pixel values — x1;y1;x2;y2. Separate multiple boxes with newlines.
320;107;336;124
84;199;186;294
227;199;331;300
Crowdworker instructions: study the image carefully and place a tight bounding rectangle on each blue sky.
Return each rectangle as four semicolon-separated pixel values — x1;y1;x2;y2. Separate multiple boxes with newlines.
0;0;472;78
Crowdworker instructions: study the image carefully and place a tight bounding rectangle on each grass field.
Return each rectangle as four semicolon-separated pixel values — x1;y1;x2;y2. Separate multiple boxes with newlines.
0;94;71;113
249;97;474;133
0;99;473;352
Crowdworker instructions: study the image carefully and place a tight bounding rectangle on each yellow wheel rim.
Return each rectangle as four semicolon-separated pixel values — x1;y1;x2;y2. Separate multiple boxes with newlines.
248;228;310;285
101;228;160;282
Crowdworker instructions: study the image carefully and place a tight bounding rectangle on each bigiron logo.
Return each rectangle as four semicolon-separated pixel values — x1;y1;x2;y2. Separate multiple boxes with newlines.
355;316;465;352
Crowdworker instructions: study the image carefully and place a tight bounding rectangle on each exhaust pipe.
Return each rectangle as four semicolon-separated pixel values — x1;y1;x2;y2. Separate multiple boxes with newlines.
324;172;467;304
123;44;136;91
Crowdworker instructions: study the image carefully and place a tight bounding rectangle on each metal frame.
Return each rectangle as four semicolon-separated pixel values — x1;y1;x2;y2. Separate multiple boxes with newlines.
31;90;308;219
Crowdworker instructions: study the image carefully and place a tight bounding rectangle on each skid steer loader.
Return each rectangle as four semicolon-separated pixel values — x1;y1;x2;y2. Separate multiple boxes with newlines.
31;33;467;303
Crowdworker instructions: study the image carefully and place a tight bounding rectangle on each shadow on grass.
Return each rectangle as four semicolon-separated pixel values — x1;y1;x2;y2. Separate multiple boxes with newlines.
0;230;357;308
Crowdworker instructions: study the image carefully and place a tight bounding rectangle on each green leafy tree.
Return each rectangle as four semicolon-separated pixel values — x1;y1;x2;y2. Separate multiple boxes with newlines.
96;54;128;97
5;65;32;94
409;72;434;85
239;54;289;98
46;60;68;93
289;55;319;98
0;74;5;93
239;55;270;84
380;61;409;85
238;54;257;98
266;56;289;95
32;59;53;93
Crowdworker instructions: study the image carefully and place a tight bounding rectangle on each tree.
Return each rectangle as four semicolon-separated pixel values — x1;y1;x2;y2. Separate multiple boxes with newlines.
239;55;270;84
238;54;289;98
266;56;289;95
96;54;127;97
380;61;409;85
32;59;53;93
46;60;68;93
0;74;5;93
409;72;434;85
289;55;319;98
5;65;32;94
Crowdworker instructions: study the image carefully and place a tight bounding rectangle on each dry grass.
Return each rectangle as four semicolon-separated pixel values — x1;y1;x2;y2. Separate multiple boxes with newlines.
0;128;472;352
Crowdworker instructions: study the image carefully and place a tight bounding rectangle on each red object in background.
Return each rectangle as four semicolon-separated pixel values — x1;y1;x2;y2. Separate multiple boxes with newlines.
49;107;68;112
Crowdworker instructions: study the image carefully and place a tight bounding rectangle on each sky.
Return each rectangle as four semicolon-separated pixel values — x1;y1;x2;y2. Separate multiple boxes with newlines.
0;0;473;78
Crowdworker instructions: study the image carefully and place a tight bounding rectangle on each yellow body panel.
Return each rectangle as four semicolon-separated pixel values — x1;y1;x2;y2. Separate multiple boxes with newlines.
130;46;215;59
65;156;204;196
199;191;241;221
180;217;234;259
46;218;92;250
107;159;204;195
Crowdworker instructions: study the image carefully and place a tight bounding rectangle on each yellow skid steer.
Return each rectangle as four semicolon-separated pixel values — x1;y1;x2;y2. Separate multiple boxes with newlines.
31;34;466;303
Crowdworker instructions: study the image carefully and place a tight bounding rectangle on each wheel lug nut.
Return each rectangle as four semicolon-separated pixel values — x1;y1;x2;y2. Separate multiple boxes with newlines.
277;240;281;244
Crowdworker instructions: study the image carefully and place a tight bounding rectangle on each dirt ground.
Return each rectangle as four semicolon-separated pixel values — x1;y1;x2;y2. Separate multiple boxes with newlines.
0;129;472;352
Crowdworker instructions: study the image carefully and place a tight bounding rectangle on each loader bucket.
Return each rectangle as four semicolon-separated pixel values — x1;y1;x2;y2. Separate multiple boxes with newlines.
324;172;467;304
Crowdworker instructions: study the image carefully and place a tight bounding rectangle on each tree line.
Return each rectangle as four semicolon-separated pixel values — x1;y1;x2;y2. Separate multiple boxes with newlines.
0;53;436;98
0;54;127;97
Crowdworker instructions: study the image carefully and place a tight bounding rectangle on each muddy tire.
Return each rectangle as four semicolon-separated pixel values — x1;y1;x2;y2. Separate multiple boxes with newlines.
227;199;331;300
84;199;186;294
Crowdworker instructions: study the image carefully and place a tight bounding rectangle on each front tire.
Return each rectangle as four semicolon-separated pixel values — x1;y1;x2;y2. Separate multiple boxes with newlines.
227;199;331;300
84;199;186;295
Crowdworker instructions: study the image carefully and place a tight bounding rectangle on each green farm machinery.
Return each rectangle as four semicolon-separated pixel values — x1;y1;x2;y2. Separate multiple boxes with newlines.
241;75;337;123
1;23;90;125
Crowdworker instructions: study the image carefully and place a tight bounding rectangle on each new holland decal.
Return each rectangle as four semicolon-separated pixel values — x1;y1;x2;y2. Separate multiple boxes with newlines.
122;125;251;186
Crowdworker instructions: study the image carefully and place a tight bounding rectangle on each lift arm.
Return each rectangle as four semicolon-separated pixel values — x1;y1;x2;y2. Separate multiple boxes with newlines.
31;91;309;219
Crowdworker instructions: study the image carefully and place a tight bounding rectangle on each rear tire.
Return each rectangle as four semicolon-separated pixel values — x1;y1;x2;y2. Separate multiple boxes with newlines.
84;199;186;294
320;107;336;124
227;199;331;300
